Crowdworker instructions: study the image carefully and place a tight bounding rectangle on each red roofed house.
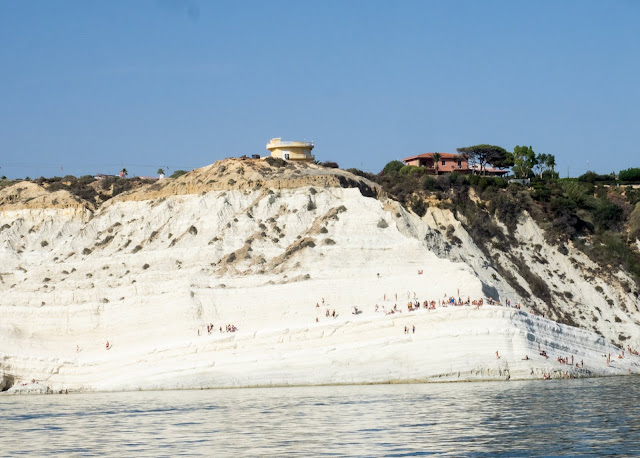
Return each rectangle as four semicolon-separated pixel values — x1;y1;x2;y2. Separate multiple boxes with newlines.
402;152;509;176
402;152;469;174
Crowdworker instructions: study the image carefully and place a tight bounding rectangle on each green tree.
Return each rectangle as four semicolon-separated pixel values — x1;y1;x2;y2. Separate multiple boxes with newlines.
382;160;405;175
512;145;537;179
535;153;548;177
619;168;640;183
120;168;128;178
545;154;556;174
456;144;509;175
432;152;442;175
492;151;514;169
157;168;165;176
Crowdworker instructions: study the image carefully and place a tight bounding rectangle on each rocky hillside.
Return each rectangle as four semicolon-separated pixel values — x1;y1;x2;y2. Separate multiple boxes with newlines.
0;158;638;392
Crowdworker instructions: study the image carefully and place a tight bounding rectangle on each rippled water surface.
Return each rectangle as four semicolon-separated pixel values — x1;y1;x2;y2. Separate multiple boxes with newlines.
1;377;639;456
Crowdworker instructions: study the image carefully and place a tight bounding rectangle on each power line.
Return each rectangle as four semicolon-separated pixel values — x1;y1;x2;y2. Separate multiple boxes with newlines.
0;162;201;169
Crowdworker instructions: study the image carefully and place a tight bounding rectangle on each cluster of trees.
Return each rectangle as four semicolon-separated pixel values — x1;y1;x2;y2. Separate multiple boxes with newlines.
455;144;512;174
575;167;640;184
619;168;640;183
453;144;557;179
511;146;556;179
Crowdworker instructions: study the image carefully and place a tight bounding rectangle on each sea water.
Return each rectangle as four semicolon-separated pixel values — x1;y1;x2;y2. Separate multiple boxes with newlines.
1;377;639;456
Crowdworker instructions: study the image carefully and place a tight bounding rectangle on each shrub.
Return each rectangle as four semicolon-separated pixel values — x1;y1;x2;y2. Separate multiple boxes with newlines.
170;170;188;178
111;178;132;197
593;200;623;230
377;218;389;229
399;165;424;176
345;168;375;180
578;171;614;183
46;181;66;192
436;175;452;191
301;240;316;249
410;197;427;217
630;203;640;240
189;226;198;235
100;176;116;191
478;177;493;191
96;235;114;247
448;172;462;187
422;176;437;191
561;181;595;209
142;263;150;270
82;248;92;255
306;199;317;211
446;225;455;237
488;192;521;232
41;241;49;247
494;177;507;188
517;260;552;306
264;157;286;168
382;160;405;175
319;161;339;168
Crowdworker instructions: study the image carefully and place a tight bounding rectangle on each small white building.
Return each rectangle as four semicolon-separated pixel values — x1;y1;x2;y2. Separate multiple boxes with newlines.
266;138;315;162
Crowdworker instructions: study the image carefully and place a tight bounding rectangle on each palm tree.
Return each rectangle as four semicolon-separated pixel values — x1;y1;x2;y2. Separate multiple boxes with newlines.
157;168;165;176
432;152;442;175
120;168;128;178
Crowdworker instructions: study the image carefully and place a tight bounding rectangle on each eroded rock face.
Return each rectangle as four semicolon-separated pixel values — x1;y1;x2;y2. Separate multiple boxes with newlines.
0;181;94;213
0;160;638;391
107;158;384;204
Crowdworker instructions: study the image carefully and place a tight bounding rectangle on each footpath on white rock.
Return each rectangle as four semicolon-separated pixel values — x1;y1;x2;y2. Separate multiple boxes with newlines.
1;159;639;393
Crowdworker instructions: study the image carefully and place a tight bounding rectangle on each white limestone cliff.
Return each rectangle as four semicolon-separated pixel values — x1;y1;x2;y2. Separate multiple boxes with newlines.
1;159;638;392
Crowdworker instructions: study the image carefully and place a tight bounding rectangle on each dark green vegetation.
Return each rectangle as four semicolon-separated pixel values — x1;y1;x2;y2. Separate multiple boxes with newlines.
169;170;188;179
364;159;640;298
456;144;512;173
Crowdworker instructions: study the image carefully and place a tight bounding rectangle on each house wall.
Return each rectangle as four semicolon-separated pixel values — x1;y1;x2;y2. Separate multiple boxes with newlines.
404;155;469;174
269;148;314;161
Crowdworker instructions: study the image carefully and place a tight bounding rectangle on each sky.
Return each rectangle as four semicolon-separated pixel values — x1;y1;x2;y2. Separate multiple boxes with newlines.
1;0;639;179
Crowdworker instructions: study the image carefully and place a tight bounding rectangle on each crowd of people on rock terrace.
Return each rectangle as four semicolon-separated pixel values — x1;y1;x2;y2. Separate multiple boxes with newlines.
557;355;584;368
369;295;515;316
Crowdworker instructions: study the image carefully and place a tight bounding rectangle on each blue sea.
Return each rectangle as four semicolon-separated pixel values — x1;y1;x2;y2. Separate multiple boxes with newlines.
1;377;638;456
